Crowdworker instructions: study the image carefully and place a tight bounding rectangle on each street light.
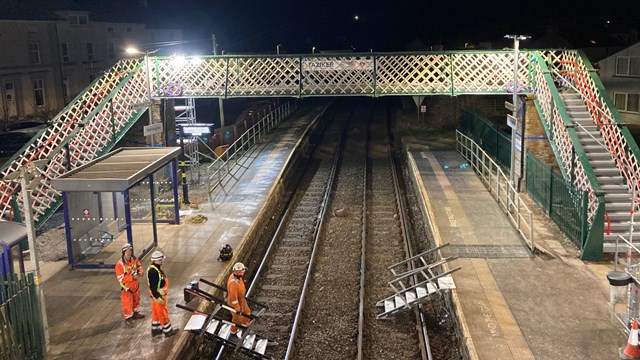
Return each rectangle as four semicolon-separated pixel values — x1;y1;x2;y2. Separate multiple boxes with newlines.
504;34;530;205
312;46;316;54
277;44;281;55
3;159;50;351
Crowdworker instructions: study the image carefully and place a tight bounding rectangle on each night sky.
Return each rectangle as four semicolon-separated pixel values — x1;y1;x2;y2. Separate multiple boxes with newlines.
2;0;640;54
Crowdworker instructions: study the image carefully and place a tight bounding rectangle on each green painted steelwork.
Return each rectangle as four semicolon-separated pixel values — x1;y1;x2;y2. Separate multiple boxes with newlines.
0;273;44;360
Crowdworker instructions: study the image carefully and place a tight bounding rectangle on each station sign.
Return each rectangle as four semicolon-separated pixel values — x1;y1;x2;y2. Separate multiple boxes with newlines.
180;124;214;136
302;58;373;71
507;114;518;129
505;101;515;112
143;123;163;136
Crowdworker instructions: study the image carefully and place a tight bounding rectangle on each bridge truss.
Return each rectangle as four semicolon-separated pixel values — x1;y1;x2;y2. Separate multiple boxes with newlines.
0;50;637;259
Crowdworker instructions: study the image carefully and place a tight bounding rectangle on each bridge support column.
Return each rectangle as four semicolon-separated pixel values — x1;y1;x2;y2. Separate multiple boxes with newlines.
148;99;176;147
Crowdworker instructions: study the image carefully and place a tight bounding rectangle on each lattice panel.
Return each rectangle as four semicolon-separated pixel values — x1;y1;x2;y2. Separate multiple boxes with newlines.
300;56;375;95
0;59;144;223
227;57;300;96
566;53;640;195
376;54;451;94
451;52;530;94
532;59;599;221
152;57;227;97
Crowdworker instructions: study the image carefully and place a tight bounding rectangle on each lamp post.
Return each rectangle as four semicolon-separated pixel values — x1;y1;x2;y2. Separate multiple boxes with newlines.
4;159;50;352
277;44;281;55
504;34;530;207
312;46;316;54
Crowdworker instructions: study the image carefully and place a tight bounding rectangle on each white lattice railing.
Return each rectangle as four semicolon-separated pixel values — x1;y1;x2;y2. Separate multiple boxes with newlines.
550;52;640;199
0;50;618;228
533;51;601;223
0;58;147;224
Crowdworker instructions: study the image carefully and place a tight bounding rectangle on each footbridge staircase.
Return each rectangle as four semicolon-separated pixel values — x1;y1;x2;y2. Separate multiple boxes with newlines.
0;50;637;259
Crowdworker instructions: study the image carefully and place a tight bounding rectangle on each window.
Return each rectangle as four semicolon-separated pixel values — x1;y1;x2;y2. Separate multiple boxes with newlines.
69;15;88;25
614;93;640;113
107;26;114;32
61;43;70;63
28;42;40;64
108;42;116;60
62;76;70;99
615;56;640;76
33;79;45;107
86;42;94;61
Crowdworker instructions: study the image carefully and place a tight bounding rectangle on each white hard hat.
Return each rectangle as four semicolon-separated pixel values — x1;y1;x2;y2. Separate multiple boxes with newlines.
122;243;133;252
233;262;246;272
151;251;165;262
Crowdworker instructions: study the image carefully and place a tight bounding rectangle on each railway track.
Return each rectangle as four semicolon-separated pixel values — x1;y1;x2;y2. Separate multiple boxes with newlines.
190;98;454;359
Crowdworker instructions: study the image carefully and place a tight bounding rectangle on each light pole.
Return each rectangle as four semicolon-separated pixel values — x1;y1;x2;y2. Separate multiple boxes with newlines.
4;159;50;351
312;46;316;54
277;44;281;55
504;34;530;205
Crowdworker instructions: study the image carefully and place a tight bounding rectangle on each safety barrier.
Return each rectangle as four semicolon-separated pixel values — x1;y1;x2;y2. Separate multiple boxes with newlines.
0;273;44;359
206;102;295;195
525;151;591;249
456;130;534;251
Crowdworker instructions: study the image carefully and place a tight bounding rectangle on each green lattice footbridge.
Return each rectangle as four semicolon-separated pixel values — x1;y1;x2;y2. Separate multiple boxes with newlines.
0;50;637;259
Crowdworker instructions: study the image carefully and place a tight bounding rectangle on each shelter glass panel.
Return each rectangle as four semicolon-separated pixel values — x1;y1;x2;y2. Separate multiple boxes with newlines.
128;177;155;258
152;162;177;225
67;192;121;267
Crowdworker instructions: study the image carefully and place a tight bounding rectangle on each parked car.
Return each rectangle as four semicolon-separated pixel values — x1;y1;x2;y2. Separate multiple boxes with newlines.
3;120;48;137
0;131;34;158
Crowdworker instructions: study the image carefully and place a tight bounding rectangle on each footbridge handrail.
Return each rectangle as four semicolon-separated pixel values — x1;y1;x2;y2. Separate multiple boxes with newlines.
0;58;148;227
554;52;640;202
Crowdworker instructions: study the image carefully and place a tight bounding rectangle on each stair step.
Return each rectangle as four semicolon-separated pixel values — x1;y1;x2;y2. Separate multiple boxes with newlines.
604;193;632;201
606;203;632;212
601;184;630;192
594;168;621;176
598;176;625;184
589;159;617;168
587;153;613;161
583;145;611;152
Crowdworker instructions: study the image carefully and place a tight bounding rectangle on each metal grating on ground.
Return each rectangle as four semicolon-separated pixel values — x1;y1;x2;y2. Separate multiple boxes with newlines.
442;244;532;259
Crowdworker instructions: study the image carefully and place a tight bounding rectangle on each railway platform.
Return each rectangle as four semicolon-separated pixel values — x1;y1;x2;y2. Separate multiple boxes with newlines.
38;102;624;359
404;137;623;359
40;102;328;360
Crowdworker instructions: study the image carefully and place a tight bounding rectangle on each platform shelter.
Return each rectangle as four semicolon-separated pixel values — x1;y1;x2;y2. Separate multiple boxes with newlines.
51;147;181;269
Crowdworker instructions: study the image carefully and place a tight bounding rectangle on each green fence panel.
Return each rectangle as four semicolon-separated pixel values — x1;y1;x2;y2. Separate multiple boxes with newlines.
460;109;511;168
525;151;587;249
0;273;43;360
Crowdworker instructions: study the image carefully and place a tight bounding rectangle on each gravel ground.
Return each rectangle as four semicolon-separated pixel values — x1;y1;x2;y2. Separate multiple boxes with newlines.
35;210;69;262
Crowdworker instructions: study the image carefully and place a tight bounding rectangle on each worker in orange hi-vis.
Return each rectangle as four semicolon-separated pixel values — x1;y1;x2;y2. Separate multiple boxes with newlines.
115;243;145;325
227;262;251;338
147;251;179;338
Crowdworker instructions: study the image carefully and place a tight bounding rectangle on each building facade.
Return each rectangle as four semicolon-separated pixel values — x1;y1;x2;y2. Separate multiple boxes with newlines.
0;11;181;122
596;42;640;124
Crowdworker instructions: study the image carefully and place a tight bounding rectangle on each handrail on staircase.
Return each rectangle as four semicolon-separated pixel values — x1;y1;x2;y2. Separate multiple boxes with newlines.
556;60;640;203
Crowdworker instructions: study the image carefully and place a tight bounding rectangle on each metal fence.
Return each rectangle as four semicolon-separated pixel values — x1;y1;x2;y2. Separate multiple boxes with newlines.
525;151;588;248
459;109;511;168
0;273;44;360
207;102;295;195
456;131;534;250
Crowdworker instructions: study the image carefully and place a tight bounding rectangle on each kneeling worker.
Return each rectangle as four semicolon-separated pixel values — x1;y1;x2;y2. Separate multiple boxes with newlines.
227;262;251;337
147;251;179;337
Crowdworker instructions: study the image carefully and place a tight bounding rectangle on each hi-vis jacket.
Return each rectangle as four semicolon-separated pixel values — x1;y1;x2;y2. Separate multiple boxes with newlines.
148;264;169;299
227;273;250;314
115;256;142;292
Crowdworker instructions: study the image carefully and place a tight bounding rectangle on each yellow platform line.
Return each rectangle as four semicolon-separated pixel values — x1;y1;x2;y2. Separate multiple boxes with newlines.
409;147;534;360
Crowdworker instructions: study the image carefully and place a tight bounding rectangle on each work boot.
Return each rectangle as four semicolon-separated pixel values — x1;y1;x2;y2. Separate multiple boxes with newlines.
164;327;179;338
131;312;145;320
151;329;163;337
